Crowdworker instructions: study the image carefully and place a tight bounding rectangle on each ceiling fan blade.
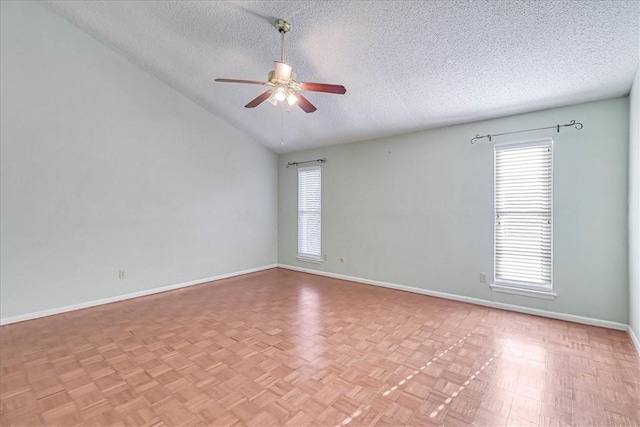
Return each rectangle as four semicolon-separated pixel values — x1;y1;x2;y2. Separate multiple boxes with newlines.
295;92;317;113
274;62;292;80
215;78;266;85
244;90;272;108
299;82;347;94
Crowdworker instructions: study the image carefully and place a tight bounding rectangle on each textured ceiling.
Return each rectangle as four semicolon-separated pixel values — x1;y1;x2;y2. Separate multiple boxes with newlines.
45;1;639;153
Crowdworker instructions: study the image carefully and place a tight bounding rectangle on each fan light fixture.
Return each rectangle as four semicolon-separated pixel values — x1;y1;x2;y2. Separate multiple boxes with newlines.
286;92;298;106
274;87;287;102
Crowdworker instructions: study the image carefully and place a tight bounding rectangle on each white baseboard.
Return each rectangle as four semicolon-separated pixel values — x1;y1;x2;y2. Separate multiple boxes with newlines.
629;326;640;356
4;263;633;340
0;264;278;326
278;264;628;331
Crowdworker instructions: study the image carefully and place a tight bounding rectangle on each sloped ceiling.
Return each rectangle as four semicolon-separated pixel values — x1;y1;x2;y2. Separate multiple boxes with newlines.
45;1;639;153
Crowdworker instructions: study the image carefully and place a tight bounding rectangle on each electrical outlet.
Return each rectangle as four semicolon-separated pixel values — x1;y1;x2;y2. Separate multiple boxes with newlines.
119;270;125;279
479;272;487;283
340;257;345;263
323;254;328;261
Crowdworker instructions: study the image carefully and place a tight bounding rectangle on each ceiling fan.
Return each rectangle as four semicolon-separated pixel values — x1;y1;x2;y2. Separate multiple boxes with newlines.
215;19;346;113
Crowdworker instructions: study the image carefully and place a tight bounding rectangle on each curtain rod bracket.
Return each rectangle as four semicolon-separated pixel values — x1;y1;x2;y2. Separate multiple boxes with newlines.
286;158;327;168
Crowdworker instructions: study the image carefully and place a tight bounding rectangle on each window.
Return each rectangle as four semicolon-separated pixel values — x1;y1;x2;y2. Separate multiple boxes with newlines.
297;166;322;262
492;138;555;299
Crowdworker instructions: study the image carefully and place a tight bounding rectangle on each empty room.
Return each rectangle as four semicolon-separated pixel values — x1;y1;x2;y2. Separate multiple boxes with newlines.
1;1;639;426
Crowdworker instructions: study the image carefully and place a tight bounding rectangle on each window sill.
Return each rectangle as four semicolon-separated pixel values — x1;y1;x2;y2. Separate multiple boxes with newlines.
296;256;323;265
490;283;556;300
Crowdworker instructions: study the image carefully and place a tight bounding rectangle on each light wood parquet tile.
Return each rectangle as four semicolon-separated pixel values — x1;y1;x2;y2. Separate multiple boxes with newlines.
1;268;639;426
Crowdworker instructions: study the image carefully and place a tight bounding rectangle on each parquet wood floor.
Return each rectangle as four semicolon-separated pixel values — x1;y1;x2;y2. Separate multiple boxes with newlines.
1;268;639;426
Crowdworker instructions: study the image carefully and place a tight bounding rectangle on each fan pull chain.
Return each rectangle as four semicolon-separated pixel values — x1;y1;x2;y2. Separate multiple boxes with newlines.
280;109;285;146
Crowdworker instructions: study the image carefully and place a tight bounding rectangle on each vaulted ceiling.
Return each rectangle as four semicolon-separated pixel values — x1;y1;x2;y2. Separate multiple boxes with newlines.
46;1;639;153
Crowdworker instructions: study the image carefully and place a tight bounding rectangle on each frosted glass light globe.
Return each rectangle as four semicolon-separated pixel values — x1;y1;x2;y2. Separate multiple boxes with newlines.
274;87;287;102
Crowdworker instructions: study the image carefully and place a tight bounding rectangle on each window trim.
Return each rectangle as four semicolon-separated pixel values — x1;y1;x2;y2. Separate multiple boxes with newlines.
489;283;557;300
297;165;323;263
492;137;554;299
296;255;324;264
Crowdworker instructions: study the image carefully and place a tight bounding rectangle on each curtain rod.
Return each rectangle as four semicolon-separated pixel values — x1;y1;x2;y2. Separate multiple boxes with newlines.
286;158;326;168
470;120;583;144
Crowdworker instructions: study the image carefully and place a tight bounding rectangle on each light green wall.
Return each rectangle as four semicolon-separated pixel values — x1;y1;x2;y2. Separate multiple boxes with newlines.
630;68;639;338
279;98;629;323
0;2;277;319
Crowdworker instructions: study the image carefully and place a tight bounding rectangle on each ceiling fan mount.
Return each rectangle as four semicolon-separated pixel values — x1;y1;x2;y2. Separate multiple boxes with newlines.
215;18;346;113
275;19;291;34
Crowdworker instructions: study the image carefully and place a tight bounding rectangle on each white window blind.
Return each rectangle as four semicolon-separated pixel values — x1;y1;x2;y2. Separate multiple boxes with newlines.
495;138;552;289
298;166;322;261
